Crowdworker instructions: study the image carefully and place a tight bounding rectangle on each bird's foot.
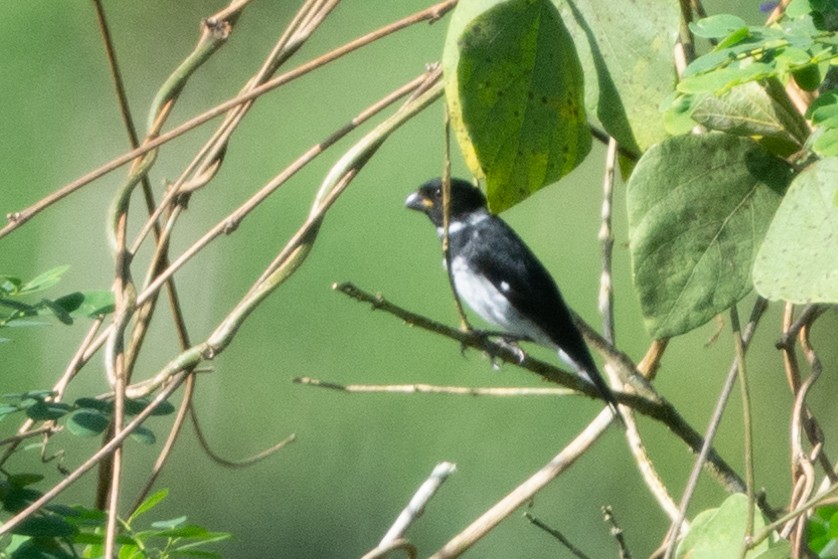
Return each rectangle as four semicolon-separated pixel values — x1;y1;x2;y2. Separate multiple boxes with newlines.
462;329;528;366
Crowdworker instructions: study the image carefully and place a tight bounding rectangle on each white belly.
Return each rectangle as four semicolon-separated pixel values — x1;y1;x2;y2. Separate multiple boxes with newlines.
449;255;555;349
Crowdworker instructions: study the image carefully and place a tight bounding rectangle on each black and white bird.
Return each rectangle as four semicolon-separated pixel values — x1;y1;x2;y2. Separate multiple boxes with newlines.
406;177;620;418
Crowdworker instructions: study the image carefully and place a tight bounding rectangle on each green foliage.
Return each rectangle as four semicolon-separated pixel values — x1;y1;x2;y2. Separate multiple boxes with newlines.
0;267;114;342
556;0;680;154
626;133;791;338
665;1;838;156
676;493;790;558
443;0;590;212
0;488;229;559
0;391;173;443
753;156;838;303
808;505;838;556
443;0;680;210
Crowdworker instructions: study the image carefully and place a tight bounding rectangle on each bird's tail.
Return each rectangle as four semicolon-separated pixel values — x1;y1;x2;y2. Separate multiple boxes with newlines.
578;367;624;428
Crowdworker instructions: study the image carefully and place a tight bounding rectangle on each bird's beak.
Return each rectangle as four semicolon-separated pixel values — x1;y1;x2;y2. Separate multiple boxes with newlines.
405;191;433;212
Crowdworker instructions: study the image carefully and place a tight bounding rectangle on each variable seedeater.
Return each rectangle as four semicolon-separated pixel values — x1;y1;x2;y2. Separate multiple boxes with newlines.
406;177;620;419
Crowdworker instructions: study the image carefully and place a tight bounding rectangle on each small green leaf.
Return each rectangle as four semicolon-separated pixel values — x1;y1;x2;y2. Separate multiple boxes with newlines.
129;425;156;445
25;401;72;421
787;0;814;18
16;390;57;401
73;398;112;413
70;291;115;317
689;14;748;39
19;266;70;295
13;515;77;538
754;157;838;303
49;292;84;314
690;80;808;154
0;298;39;314
125;398;175;417
0;405;22;420
44;503;78;518
156;525;213;539
627;133;791;338
9;537;76;559
807;91;838;122
676;494;773;558
662;92;700;135
1;483;42;512
812;126;838;156
2;319;51;329
117;543;142;559
750;540;792;558
9;474;44;487
39;299;73;326
0;276;22;294
151;516;188;530
67;410;110;437
129;488;169;522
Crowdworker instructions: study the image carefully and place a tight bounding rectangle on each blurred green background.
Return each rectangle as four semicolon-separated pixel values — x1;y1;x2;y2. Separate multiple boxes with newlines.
2;1;837;557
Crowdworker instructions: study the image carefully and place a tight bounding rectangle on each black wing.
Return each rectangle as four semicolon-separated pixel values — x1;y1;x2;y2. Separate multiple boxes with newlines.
460;216;621;415
461;217;591;363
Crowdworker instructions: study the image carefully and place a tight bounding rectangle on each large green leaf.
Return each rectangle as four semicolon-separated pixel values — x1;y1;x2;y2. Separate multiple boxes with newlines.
443;0;590;212
555;0;679;154
753;157;838;303
627;133;791;338
676;493;788;558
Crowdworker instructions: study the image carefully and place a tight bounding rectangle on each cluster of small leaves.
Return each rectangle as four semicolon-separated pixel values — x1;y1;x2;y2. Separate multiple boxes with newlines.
0;391;175;445
0;267;114;342
0;487;230;558
666;0;838;155
682;2;837;94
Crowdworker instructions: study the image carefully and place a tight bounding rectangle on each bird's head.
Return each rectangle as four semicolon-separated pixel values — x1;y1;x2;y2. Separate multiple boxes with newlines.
405;178;487;227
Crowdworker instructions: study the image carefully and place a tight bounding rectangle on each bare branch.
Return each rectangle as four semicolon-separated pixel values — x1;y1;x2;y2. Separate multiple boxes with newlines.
524;512;590;559
378;462;456;547
294;377;575;397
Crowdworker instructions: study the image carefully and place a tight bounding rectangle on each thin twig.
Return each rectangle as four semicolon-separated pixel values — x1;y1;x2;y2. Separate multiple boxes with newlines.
524;512;590;559
730;306;755;559
360;538;417;559
136;69;442;312
128;0;340;256
294;377;576;397
0;0;457;240
662;298;768;559
603;506;631;559
129;372;196;512
599;137;617;344
190;404;295;468
378;462;456;548
440;105;471;331
598;137;680;524
429;407;615;559
0;425;60;448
